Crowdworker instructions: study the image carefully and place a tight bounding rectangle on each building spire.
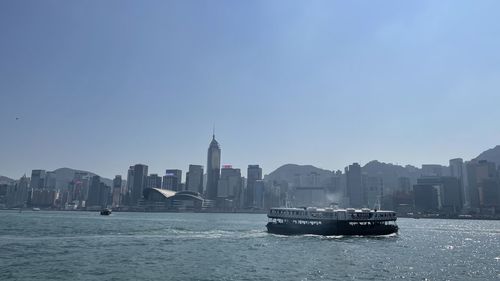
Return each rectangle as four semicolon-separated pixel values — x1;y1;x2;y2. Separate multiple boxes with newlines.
212;123;216;140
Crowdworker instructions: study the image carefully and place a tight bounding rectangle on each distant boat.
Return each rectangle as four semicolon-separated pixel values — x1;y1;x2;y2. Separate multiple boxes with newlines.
100;208;112;216
32;208;40;211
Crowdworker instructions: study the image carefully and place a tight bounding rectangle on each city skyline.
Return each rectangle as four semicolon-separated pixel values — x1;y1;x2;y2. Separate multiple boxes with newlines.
2;129;500;217
0;135;499;180
2;1;500;178
2;2;500;281
3;142;499;215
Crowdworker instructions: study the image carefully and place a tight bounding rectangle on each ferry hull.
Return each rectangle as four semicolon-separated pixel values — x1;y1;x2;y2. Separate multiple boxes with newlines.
266;222;398;236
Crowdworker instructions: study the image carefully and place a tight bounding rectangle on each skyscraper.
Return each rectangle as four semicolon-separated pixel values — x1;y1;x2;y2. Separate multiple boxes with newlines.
246;165;262;208
206;134;221;200
98;182;111;208
217;165;242;199
87;175;101;207
253;180;265;209
186;165;204;194
363;176;383;209
30;170;46;189
163;170;182;191
147;174;162;189
131;164;148;205
126;166;134;194
345;163;363;208
6;175;29;208
112;175;122;208
123;166;134;206
466;160;498;210
45;171;57;189
449;158;467;208
422;164;444;177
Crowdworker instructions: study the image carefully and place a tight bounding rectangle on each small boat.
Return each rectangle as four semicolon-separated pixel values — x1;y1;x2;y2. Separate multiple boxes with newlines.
32;208;40;211
100;208;112;215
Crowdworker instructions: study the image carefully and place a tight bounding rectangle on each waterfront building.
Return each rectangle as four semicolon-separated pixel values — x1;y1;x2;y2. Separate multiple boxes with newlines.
60;184;73;209
99;182;111;208
272;180;289;207
74;172;89;181
45;171;57;190
5;175;30;208
450;158;467;208
413;176;463;214
71;172;90;203
397;177;411;193
147;174;162;189
141;188;206;211
0;184;8;207
217;165;242;207
325;172;343;203
466;160;497;211
363;176;383;209
304;171;321;187
263;181;281;209
253;179;265;209
126;166;134;193
87;175;101;207
477;178;500;211
163;170;182;191
112;175;122;208
31;189;58;207
246;165;262;208
80;176;90;203
422;164;445;177
186;165;204;194
206;134;221;200
131;164;148;205
345;163;363;208
30;170;46;189
122;166;134;205
291;186;327;207
413;184;439;213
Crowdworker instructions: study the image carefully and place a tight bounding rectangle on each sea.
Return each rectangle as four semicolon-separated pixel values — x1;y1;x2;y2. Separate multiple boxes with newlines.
0;211;499;281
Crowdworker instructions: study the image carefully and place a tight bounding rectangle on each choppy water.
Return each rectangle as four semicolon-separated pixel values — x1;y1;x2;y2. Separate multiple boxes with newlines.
0;211;499;281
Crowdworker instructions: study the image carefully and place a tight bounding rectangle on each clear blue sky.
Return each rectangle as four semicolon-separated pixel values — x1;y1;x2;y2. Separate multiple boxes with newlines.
1;0;500;179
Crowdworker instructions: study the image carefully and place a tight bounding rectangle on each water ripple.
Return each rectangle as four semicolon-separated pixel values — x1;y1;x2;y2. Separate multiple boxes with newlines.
0;211;499;281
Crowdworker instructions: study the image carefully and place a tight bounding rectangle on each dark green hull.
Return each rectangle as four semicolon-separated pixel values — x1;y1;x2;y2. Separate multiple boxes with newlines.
266;221;398;236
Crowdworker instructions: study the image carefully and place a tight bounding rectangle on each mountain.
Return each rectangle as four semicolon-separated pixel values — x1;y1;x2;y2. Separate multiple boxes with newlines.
264;164;333;185
0;175;16;185
362;160;421;190
264;161;423;192
474;145;500;166
51;168;113;189
2;168;118;189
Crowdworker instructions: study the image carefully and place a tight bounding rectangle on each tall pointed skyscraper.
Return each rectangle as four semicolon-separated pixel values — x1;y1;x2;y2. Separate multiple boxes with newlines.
206;133;221;200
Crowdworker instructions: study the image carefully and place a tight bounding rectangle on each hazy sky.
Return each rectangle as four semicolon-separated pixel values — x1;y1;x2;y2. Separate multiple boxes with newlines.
1;0;500;179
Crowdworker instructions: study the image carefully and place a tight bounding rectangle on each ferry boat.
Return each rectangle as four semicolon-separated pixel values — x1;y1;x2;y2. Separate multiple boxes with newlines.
266;207;398;236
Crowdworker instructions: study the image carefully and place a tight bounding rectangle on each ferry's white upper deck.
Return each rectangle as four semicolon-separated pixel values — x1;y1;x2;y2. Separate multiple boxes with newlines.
268;207;397;222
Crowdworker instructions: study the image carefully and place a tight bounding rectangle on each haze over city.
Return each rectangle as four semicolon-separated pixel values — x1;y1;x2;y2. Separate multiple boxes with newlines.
3;2;500;281
2;0;500;179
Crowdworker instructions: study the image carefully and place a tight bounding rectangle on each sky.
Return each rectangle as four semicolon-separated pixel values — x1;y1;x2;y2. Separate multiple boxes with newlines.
1;0;500;179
